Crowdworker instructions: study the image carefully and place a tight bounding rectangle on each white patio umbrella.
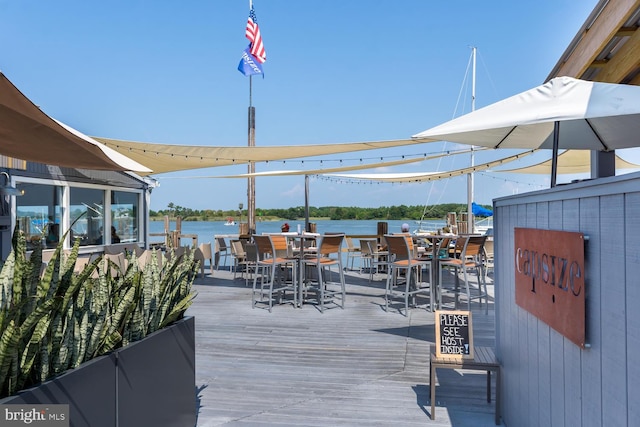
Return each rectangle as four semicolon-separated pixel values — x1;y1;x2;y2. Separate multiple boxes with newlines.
412;76;640;186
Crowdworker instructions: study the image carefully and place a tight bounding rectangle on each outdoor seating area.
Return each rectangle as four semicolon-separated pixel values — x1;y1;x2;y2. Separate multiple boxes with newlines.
209;233;493;316
188;251;500;426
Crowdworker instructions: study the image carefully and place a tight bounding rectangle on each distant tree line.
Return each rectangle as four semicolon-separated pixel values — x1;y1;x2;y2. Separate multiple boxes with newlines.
151;202;492;222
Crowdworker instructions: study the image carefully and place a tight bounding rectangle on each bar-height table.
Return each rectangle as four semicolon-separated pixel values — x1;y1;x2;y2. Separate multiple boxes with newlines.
420;234;455;309
289;232;319;307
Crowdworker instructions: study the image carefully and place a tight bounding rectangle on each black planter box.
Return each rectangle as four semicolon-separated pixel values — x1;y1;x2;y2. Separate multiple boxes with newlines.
0;316;196;427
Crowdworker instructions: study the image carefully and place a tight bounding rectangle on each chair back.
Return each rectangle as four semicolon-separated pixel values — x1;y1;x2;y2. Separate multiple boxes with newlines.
450;236;468;258
216;237;228;251
269;235;290;257
359;239;374;256
397;233;417;257
254;235;275;259
345;236;357;251
483;238;494;257
198;242;213;259
318;234;344;256
231;240;245;258
464;235;487;260
74;256;91;274
138;249;163;270
245;242;259;262
176;245;190;258
384;234;411;262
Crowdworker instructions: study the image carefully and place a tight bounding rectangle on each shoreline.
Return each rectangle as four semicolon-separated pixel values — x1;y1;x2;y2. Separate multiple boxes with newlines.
149;217;443;222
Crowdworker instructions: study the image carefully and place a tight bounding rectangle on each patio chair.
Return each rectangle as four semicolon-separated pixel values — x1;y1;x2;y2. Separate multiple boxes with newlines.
252;235;297;312
358;239;374;274
384;234;432;316
243;242;259;287
483;238;494;275
194;242;214;278
439;235;489;313
344;236;361;271
215;237;230;270
230;240;247;279
363;239;388;282
137;249;164;271
303;234;346;312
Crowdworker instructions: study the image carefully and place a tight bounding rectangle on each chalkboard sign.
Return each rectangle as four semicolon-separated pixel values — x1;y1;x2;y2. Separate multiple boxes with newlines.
435;310;474;359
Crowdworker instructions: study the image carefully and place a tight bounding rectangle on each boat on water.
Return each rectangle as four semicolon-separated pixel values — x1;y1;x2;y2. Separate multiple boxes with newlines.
414;207;493;236
474;217;493;235
224;217;236;226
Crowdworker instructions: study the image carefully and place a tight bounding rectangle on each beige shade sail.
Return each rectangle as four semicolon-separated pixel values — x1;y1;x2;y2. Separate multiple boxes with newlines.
93;136;438;176
208;148;481;178
206;149;536;182
0;72;151;172
324;150;535;182
494;149;640;174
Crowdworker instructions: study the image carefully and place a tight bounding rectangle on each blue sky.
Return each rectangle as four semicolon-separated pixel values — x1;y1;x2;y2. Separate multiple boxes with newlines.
3;0;626;212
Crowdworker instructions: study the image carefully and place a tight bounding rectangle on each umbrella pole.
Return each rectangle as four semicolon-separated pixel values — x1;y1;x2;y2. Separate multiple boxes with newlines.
551;121;560;188
304;175;310;232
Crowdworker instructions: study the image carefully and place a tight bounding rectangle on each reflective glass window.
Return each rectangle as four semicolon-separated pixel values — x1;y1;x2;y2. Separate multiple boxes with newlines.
111;191;139;243
70;187;105;246
15;182;63;250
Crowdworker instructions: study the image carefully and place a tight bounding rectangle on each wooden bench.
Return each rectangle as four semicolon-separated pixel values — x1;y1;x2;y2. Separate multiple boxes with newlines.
430;345;501;425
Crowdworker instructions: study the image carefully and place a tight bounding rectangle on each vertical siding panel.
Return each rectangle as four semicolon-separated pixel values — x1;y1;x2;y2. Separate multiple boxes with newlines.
518;202;537;425
600;194;627;426
535;201;550;427
500;203;524;424
562;199;583;427
625;192;640;426
527;313;539;427
537;323;551;427
580;196;603;427
548;200;566;427
494;204;506;420
512;204;528;423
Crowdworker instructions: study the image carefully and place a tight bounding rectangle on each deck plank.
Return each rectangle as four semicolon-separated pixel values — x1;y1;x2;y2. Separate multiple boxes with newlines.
190;263;501;426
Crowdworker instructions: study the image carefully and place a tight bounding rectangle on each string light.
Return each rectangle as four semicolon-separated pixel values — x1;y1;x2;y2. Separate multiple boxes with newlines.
101;142;477;165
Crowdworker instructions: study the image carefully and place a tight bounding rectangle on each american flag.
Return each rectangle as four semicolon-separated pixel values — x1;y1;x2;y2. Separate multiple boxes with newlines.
245;8;266;63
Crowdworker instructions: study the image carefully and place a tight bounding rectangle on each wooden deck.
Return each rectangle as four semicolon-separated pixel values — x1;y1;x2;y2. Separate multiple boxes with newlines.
188;263;502;426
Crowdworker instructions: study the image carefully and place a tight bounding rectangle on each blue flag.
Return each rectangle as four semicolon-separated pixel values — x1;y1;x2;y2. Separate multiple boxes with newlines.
238;45;264;77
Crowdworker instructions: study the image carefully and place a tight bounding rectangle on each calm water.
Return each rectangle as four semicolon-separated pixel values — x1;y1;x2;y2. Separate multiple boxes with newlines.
149;219;446;246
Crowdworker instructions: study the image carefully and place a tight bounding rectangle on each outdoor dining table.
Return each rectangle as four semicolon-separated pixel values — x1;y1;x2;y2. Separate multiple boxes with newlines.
419;234;457;310
288;233;319;307
360;238;388;278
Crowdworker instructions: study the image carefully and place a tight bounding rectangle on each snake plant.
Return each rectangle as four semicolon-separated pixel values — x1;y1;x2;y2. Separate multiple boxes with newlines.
0;229;197;398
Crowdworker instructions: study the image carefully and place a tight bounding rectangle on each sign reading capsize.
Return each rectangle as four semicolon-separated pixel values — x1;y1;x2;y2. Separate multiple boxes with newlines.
514;228;586;348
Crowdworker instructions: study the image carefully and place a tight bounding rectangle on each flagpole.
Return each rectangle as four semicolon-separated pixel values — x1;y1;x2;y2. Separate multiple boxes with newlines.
248;79;256;235
247;0;256;235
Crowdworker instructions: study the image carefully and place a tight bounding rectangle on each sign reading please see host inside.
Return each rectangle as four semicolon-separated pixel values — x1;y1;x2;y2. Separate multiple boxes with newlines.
435;310;473;359
514;228;586;348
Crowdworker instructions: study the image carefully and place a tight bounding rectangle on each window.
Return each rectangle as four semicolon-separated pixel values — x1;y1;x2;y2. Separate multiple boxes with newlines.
15;182;62;250
70;187;104;246
111;191;139;243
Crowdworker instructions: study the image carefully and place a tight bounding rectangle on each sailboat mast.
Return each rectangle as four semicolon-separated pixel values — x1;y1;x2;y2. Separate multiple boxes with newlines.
467;46;476;234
